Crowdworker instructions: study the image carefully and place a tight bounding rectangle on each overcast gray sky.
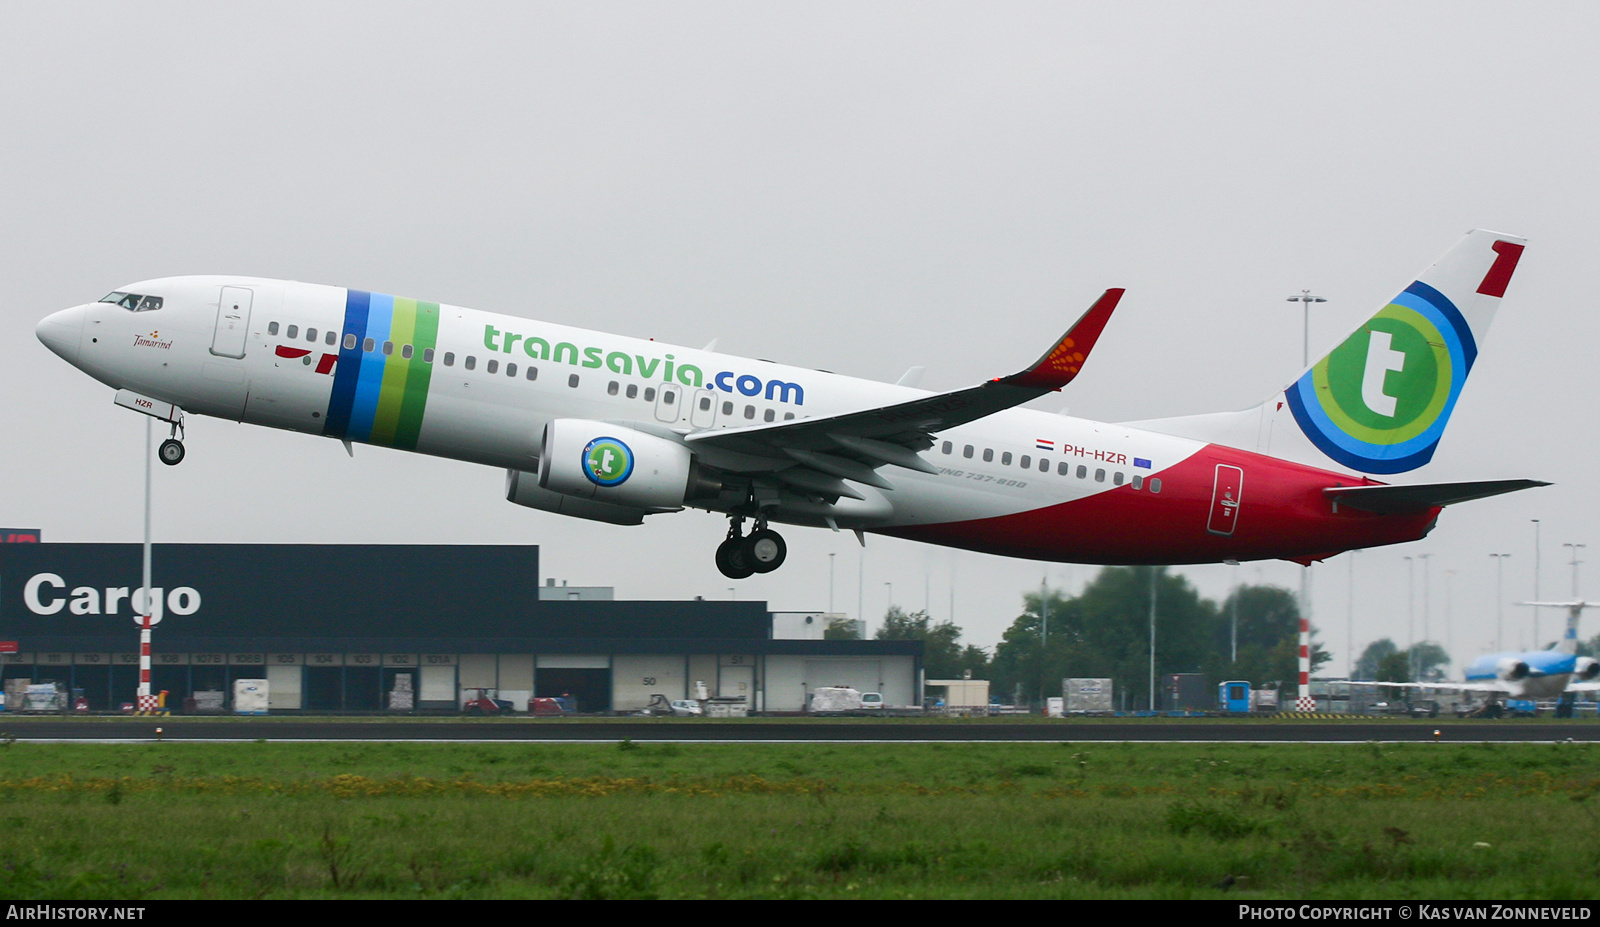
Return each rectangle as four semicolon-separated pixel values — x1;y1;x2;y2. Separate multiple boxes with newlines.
4;2;1596;672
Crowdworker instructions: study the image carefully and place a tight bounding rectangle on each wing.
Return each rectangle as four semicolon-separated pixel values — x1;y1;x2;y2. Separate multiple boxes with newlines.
685;289;1123;495
1346;680;1510;694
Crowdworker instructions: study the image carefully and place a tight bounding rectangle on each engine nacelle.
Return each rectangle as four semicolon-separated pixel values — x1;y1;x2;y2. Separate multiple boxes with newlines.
1574;656;1600;681
1496;657;1531;682
539;419;694;511
505;469;650;525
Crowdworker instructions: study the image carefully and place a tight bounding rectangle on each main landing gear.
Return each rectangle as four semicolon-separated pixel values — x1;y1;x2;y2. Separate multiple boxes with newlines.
157;417;186;466
715;515;788;579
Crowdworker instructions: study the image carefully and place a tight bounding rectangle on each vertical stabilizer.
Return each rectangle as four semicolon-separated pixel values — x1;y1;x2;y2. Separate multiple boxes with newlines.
1130;230;1527;475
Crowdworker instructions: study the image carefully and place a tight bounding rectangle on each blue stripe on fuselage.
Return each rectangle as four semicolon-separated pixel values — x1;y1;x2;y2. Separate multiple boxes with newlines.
323;289;370;438
344;294;394;443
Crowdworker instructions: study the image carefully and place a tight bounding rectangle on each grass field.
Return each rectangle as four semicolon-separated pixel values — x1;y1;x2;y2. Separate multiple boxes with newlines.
0;735;1597;899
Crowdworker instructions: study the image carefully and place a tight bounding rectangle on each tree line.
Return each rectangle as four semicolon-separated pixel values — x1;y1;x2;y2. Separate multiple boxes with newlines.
830;566;1330;708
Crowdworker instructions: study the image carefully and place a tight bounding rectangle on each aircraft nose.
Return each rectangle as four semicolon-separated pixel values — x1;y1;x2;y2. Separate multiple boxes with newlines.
36;303;87;364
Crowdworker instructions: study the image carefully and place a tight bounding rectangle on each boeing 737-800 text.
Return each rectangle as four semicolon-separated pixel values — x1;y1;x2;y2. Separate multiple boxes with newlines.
36;230;1545;578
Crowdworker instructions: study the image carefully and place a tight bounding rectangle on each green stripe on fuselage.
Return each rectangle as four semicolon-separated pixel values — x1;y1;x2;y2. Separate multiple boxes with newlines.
370;299;418;445
393;301;439;450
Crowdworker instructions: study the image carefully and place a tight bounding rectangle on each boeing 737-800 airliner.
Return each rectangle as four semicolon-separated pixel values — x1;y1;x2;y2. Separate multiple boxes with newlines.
35;230;1545;578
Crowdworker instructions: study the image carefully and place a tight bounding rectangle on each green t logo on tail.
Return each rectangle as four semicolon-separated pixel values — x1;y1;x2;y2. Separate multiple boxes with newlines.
1287;282;1475;474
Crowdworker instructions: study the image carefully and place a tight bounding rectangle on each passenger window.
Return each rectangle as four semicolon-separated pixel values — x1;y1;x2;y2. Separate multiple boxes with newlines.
464;356;476;370
443;352;455;366
344;333;356;350
662;390;674;404
1020;455;1031;469
784;412;795;420
402;344;414;359
942;441;952;455
764;409;775;422
698;396;710;410
268;321;280;335
326;331;337;346
568;374;580;388
423;348;434;363
526;366;538;381
306;328;317;342
287;325;299;339
1113;472;1124;485
983;449;994;462
363;338;376;353
1001;452;1012;466
964;445;974;459
1095;468;1106;482
722;402;733;415
1076;465;1087;479
609;381;620;396
1058;461;1069;475
1039;458;1049;472
626;384;637;398
486;359;498;374
383;341;394;356
1132;475;1144;490
744;405;754;419
1150;478;1162;493
644;387;656;402
506;362;518;377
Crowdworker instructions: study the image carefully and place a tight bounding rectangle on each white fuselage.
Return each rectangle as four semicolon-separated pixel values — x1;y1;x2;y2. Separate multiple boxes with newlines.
37;276;1427;566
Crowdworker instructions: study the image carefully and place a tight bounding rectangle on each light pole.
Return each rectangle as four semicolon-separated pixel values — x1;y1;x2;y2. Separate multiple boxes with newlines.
1564;543;1586;598
1404;555;1415;650
1287;290;1326;662
1286;290;1328;369
828;553;835;614
1490;553;1511;652
1347;550;1360;677
1230;561;1240;664
1417;553;1433;678
1148;567;1158;711
1532;519;1542;650
136;417;156;711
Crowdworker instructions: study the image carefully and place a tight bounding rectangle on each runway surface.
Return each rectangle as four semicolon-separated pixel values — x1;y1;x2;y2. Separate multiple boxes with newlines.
3;717;1597;743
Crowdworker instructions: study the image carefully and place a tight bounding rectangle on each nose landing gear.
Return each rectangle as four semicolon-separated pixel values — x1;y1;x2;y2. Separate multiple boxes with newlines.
715;515;788;579
157;417;186;466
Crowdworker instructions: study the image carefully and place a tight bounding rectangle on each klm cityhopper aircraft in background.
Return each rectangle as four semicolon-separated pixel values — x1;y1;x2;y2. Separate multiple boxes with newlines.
1357;602;1600;714
36;230;1545;578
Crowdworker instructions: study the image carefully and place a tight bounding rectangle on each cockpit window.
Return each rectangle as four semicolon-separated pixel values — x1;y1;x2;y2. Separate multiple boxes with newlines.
99;292;163;312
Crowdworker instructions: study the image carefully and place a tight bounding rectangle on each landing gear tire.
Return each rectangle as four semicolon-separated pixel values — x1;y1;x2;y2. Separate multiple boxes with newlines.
716;537;755;579
158;439;185;466
742;529;787;574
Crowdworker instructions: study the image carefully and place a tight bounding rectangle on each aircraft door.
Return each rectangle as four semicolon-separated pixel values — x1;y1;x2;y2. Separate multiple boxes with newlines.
690;388;716;428
654;383;682;423
211;286;253;358
1206;464;1244;536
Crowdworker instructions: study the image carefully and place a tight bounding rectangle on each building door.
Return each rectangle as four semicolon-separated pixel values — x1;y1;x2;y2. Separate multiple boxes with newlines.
1207;464;1244;536
211;286;253;358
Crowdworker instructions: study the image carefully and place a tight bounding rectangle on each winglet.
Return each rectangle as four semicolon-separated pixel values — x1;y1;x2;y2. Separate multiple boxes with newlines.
996;288;1124;390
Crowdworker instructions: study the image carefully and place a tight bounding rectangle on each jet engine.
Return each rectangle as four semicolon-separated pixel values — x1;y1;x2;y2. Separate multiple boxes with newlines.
505;469;650;526
1574;656;1600;681
1496;657;1531;682
539;419;706;510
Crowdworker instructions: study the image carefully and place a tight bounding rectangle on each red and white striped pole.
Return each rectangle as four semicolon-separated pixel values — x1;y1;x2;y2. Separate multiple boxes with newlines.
136;418;158;714
1296;617;1316;712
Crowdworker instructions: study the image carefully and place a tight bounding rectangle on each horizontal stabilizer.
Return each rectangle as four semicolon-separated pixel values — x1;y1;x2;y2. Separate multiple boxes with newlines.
1323;478;1549;514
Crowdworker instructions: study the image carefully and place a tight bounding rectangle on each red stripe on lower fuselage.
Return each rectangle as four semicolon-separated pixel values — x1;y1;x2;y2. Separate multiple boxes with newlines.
879;445;1437;564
